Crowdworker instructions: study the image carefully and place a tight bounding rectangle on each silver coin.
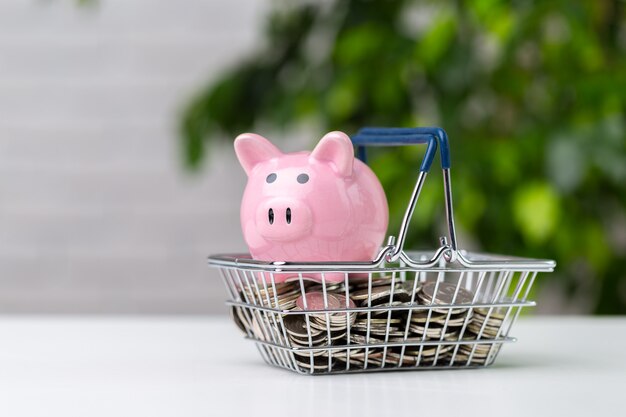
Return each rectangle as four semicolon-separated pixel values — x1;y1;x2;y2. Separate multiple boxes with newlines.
308;321;348;333
332;348;365;358
466;323;500;338
332;293;357;309
410;310;470;327
450;353;488;365
420;282;475;305
357;318;403;325
283;314;323;338
292;348;328;358
350;333;386;344
230;306;249;334
351;285;393;302
474;307;506;321
409;322;459;338
458;343;495;357
382;351;418;366
351;276;395;289
289;331;327;345
403;343;454;357
294;356;335;370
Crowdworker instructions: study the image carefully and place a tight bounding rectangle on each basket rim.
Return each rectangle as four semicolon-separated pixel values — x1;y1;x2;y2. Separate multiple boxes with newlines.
208;249;555;272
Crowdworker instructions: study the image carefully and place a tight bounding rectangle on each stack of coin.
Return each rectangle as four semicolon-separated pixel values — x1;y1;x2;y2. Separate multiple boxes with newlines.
350;275;395;289
389;342;456;366
335;349;384;368
466;308;505;338
240;281;301;310
453;342;500;365
306;281;346;294
406;282;475;339
295;292;356;341
348;280;412;344
282;313;328;357
417;281;474;312
230;306;276;341
350;316;406;343
230;306;249;334
295;356;336;371
350;281;412;306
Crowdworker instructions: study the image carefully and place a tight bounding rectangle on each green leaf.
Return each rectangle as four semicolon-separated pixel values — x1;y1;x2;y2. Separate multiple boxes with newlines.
512;182;561;244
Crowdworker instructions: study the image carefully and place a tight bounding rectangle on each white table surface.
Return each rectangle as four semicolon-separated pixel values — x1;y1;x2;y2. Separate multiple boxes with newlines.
0;316;623;417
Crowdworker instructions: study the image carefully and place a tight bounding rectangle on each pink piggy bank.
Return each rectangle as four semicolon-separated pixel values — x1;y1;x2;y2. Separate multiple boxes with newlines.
234;131;389;283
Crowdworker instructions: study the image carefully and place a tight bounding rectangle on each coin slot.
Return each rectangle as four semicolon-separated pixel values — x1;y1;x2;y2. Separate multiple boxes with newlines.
268;208;274;225
286;207;292;224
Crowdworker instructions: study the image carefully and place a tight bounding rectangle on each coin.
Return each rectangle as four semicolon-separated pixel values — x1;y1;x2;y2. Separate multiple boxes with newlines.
450;352;488;365
467;323;500;338
410;311;470;327
474;307;506;321
351;275;395;289
309;319;349;332
352;284;412;305
296;292;341;310
333;293;357;309
351;285;392;302
420;282;475;305
408;322;460;339
292;348;328;358
283;314;323;338
332;348;364;358
289;328;327;343
242;280;299;300
402;342;454;357
230;306;249;334
361;318;403;325
350;333;387;344
458;342;497;358
294;355;335;371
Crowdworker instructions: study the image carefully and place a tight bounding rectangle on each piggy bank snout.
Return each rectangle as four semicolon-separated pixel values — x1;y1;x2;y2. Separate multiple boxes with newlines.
255;198;312;242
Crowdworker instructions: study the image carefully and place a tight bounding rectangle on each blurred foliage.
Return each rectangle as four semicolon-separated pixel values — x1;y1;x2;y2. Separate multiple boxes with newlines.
180;0;626;314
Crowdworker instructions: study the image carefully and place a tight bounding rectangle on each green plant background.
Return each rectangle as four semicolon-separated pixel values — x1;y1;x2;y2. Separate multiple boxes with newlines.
180;0;626;314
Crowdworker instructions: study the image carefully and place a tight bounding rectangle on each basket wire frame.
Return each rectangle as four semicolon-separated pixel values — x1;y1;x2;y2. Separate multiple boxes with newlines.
210;127;554;374
218;265;541;375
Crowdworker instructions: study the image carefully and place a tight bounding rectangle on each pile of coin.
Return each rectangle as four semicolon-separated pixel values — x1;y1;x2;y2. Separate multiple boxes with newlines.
349;277;412;344
230;275;512;372
240;281;301;310
406;281;475;340
283;314;328;357
466;308;505;338
454;342;501;365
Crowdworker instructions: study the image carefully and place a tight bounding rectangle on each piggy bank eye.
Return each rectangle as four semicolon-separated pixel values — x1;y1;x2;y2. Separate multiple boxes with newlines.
266;173;277;183
297;173;309;184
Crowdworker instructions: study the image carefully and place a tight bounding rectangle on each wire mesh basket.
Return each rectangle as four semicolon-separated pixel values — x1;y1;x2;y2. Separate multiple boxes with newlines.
209;127;555;375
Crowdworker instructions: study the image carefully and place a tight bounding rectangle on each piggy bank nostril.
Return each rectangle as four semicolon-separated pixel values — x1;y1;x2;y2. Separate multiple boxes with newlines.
286;208;292;224
268;208;274;225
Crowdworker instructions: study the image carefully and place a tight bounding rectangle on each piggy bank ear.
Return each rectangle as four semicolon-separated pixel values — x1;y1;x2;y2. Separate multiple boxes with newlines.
310;131;354;177
234;133;283;176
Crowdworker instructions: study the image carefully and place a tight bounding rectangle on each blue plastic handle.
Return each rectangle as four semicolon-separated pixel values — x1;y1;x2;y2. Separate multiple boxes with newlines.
351;127;450;172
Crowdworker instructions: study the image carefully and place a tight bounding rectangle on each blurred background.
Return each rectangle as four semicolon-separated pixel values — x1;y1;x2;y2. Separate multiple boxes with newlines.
0;0;624;315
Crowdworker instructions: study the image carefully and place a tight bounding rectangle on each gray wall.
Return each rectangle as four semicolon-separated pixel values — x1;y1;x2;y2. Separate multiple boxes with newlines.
0;0;274;314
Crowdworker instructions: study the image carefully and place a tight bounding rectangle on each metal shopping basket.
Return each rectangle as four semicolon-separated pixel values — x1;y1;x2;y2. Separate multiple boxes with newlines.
208;127;555;375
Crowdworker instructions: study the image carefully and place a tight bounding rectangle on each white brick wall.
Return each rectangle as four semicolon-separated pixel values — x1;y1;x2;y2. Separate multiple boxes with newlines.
0;0;272;313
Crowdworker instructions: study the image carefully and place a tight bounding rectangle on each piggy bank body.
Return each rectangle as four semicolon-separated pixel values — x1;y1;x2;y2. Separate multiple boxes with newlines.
235;131;389;282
